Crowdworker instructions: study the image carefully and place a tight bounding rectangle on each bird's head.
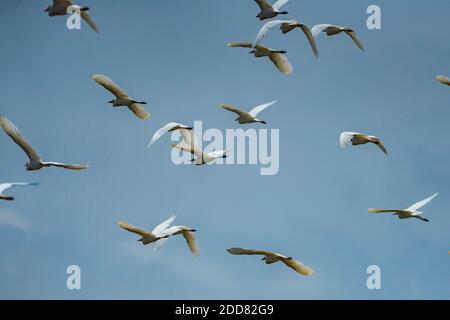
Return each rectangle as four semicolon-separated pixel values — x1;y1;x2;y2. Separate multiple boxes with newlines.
190;229;197;232
261;257;267;261
107;99;115;104
43;5;50;12
249;49;256;54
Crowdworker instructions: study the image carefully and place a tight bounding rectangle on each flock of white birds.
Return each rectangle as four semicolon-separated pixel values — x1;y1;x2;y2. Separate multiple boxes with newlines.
1;0;449;281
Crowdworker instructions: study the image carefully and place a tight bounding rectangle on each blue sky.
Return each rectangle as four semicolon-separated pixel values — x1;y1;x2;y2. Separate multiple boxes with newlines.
0;0;449;299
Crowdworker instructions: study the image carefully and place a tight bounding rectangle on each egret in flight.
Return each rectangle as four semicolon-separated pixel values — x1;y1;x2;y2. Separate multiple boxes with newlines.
368;193;439;222
227;247;314;276
0;116;89;171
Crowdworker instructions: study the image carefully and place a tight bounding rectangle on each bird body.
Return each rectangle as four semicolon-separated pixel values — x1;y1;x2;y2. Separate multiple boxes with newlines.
172;143;228;165
45;0;99;33
368;193;438;222
171;128;228;165
0;116;89;171
221;100;277;124
311;24;364;51
254;0;290;20
155;225;199;256
117;216;176;245
227;247;314;276
227;42;293;75
92;74;150;120
340;132;387;154
253;20;318;58
0;182;39;201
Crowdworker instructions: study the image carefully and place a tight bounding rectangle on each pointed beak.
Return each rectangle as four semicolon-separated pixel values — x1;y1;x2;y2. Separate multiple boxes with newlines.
107;100;114;103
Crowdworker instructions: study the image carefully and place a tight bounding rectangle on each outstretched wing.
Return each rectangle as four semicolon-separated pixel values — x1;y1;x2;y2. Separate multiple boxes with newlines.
254;0;272;11
269;53;293;75
0;116;41;162
44;162;89;170
375;139;388;154
339;132;359;148
345;30;364;51
407;193;439;212
227;42;253;49
0;182;39;194
272;0;289;11
92;74;128;98
80;10;100;33
253;20;287;47
248;100;277;117
128;103;150;120
182;229;200;256
117;221;153;238
152;215;176;235
282;258;314;276
148;122;191;147
296;23;319;57
54;0;72;7
221;104;247;117
227;247;274;257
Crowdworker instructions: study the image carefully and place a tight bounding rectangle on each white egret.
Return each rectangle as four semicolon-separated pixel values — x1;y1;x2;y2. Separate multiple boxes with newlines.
0;115;89;171
254;0;290;21
154;224;199;256
117;215;177;245
368;193;439;222
44;0;99;33
221;100;277;124
311;24;364;51
227;42;293;75
227;247;314;276
92;74;150;120
340;132;387;154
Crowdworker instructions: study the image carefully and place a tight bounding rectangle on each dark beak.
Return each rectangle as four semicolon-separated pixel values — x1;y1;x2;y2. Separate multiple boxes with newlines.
107;99;114;103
